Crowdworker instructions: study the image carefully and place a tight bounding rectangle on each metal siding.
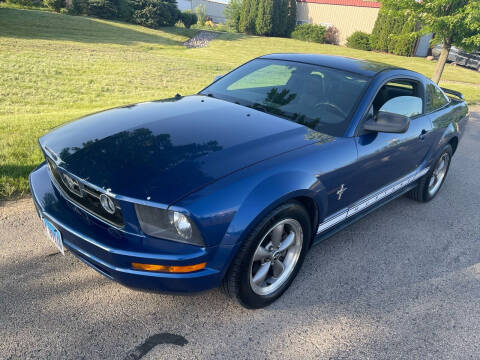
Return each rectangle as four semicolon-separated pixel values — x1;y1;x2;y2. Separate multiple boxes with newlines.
296;3;380;45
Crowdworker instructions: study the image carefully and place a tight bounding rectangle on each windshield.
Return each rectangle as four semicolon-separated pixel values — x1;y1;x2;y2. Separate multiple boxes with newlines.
200;59;370;136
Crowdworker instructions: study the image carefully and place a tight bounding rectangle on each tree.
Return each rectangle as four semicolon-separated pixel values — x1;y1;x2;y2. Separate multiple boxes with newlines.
256;0;274;35
380;0;480;84
238;0;295;37
225;0;242;32
239;0;258;34
286;0;296;36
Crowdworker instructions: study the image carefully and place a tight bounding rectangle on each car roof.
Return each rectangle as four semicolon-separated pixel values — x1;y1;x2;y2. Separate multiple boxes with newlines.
259;53;405;77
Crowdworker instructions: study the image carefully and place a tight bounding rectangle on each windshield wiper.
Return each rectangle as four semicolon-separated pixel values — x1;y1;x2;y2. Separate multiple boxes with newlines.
248;103;268;113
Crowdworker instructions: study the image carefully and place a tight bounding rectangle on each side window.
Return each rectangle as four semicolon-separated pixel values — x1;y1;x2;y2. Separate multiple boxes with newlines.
379;96;423;118
426;82;449;113
372;80;423;118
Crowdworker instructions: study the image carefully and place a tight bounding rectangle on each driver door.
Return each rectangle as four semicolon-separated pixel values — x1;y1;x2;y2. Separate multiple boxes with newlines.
352;79;434;200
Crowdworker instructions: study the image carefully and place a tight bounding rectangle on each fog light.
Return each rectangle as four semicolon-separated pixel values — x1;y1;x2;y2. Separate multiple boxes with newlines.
131;262;206;273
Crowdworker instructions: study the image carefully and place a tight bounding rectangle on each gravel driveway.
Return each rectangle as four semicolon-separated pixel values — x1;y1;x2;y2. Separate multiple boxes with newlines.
1;109;479;360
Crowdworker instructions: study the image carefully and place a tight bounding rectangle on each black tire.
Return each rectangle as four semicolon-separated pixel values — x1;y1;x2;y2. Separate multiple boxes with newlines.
407;145;453;202
222;201;311;309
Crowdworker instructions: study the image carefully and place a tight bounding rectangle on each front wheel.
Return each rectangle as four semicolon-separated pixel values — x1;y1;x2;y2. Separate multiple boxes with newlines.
408;145;452;202
223;202;311;309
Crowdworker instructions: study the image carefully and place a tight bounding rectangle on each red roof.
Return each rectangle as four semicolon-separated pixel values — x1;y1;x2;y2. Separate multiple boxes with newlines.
297;0;381;8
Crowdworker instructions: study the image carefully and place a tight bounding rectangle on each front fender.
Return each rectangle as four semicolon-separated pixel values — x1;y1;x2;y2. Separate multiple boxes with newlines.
225;170;324;247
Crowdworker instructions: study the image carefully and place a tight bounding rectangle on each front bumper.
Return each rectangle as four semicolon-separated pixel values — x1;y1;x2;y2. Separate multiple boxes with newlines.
29;163;228;293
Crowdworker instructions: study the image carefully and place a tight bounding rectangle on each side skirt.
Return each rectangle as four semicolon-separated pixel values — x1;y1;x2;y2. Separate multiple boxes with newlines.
312;183;416;246
311;166;429;246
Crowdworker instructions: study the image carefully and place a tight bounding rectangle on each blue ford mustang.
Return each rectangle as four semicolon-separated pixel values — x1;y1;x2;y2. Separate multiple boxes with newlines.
30;54;469;308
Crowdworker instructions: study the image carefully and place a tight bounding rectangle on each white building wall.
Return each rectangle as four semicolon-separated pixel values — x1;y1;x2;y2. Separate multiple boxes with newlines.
177;0;228;23
177;0;192;11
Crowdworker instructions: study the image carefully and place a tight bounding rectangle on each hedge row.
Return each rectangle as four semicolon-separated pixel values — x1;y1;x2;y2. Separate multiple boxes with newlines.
290;23;339;45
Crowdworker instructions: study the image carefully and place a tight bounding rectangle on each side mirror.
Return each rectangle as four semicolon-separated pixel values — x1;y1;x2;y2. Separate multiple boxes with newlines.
364;111;410;134
214;75;223;82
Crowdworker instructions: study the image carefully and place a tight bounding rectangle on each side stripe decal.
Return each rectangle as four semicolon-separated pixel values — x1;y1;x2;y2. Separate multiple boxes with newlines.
317;167;429;234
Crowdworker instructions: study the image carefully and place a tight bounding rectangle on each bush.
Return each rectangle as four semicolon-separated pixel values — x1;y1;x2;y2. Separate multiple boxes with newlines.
291;24;327;43
346;31;371;51
44;0;65;11
87;0;118;18
180;10;197;29
325;25;339;45
131;0;180;28
194;4;207;26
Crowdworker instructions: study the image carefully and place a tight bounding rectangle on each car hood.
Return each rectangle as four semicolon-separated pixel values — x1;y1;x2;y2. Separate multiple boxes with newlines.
39;95;332;204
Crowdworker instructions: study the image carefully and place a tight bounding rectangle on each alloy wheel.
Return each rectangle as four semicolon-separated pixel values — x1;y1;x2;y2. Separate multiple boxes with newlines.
249;219;303;296
428;153;450;197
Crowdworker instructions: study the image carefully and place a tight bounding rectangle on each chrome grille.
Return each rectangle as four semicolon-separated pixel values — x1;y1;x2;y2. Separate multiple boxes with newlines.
46;157;124;227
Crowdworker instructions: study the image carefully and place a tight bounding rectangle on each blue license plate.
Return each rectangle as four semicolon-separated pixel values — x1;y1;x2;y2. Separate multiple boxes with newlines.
42;217;64;255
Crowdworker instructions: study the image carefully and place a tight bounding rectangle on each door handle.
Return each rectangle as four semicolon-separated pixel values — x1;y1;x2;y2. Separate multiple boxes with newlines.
419;129;427;140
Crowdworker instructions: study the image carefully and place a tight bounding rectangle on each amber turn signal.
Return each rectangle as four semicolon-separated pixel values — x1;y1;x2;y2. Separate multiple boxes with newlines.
131;262;206;273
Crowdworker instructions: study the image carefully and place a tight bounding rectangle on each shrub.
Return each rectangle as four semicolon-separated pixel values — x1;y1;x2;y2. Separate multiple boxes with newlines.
194;4;207;26
291;24;327;43
325;25;339;45
180;10;197;29
87;0;118;18
346;31;371;51
44;0;65;11
131;0;180;28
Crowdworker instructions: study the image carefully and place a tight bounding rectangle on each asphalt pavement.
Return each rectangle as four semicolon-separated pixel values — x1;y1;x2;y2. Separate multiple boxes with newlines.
1;110;479;360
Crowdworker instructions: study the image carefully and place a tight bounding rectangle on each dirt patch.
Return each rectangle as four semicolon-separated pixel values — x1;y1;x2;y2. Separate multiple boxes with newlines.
0;197;33;218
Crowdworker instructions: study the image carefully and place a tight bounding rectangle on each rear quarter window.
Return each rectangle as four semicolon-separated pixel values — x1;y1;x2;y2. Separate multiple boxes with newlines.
426;82;450;113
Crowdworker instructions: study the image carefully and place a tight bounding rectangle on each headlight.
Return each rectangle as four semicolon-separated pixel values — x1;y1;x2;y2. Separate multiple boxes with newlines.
134;204;204;246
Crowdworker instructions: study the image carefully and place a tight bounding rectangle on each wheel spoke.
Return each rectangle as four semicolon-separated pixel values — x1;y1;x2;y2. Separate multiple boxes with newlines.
252;262;271;285
253;246;271;262
271;223;284;248
272;260;285;278
437;159;445;172
278;232;295;253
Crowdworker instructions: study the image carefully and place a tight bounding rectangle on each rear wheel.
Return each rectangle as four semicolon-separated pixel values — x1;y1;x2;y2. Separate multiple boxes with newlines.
408;145;452;202
223;202;311;309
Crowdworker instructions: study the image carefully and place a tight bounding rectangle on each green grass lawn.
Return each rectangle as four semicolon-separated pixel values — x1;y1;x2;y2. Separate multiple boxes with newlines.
1;6;480;200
